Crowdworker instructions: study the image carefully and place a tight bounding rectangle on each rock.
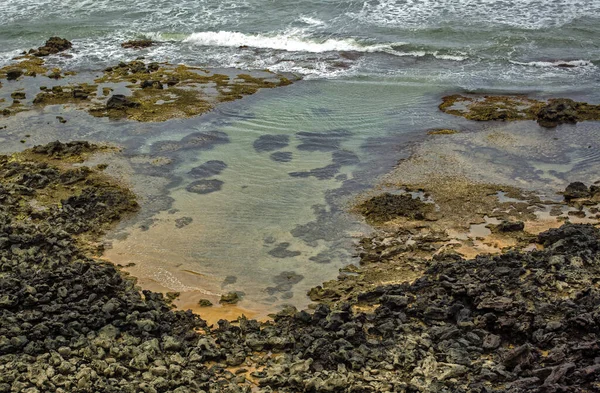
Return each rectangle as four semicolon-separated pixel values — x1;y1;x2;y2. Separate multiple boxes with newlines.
564;181;590;201
33;37;72;57
140;80;163;89
10;92;26;100
495;220;525;232
198;299;213;307
358;192;434;224
106;94;140;110
536;98;579;128
253;135;290;153
6;69;23;81
482;334;501;350
188;160;228;178
185;179;224;194
219;292;241;304
121;40;155;49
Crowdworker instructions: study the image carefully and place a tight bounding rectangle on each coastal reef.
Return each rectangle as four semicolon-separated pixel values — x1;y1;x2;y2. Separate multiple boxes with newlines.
0;38;295;122
0;142;599;392
440;94;600;128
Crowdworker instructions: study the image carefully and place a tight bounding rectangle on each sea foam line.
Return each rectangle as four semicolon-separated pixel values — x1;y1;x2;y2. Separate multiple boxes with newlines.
183;30;401;53
509;59;595;68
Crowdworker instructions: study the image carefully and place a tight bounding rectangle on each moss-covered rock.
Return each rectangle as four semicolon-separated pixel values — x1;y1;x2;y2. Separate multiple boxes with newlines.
439;94;600;128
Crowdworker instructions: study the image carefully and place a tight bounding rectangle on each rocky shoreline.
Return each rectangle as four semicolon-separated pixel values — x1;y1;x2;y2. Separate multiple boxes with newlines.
1;38;600;392
0;142;598;392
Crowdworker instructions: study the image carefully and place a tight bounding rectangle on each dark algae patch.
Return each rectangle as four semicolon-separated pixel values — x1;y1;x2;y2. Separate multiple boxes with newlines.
358;192;435;224
440;94;600;127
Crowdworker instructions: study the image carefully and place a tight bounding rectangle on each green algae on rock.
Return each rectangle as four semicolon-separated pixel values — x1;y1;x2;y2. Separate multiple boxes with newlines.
0;141;138;244
439;94;600;128
90;62;294;122
357;192;435;224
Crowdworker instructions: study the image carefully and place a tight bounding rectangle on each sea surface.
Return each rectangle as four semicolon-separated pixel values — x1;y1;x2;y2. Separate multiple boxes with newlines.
1;0;600;316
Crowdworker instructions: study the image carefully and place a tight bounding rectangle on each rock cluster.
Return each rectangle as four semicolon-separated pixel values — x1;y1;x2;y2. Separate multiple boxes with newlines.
29;37;73;57
0;142;599;392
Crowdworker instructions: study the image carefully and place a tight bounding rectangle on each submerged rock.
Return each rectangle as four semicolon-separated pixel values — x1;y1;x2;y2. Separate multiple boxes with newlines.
268;242;302;258
253;134;290;153
185;179;224;194
188;160;228;178
270;151;293;163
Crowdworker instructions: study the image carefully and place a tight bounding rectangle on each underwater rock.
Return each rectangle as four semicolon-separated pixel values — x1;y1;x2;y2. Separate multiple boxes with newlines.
332;150;360;166
268;242;301;258
174;216;193;228
296;129;352;152
185;179;224;194
270;151;293;163
188;160;228;178
289;164;341;180
180;131;230;151
253;134;290;153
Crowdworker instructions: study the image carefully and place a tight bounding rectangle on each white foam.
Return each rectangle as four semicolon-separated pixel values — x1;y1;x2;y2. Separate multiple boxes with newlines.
183;30;398;53
298;16;326;27
510;59;595;68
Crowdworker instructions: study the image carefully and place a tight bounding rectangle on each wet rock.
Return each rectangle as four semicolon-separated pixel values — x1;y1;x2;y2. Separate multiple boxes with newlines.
140;80;163;89
494;220;525;232
185;179;224;194
121;40;156;49
253;135;290;153
188;160;227;178
219;292;241;304
6;69;23;81
564;181;590;201
536;98;579;128
358;192;434;224
10;92;26;100
198;299;213;307
106;94;141;110
33;37;72;57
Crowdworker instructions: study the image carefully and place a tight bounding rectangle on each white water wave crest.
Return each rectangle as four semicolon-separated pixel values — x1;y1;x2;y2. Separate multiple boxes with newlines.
182;30;468;61
509;59;596;68
183;30;398;53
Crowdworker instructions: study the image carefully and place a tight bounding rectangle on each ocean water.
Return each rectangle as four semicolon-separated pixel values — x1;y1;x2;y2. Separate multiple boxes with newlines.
1;0;600;316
